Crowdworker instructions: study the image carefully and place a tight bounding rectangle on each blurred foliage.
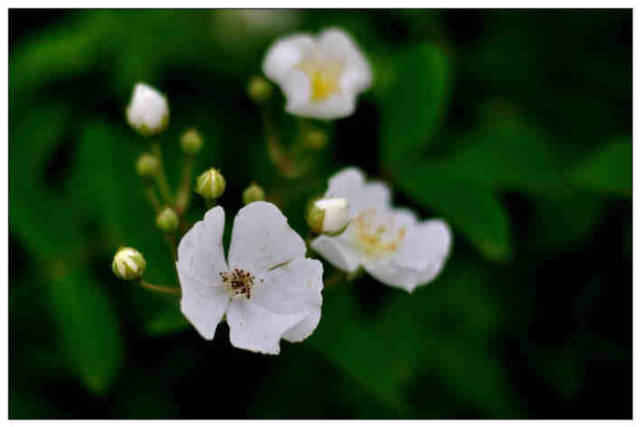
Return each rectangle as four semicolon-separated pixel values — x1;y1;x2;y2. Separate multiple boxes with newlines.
9;9;631;419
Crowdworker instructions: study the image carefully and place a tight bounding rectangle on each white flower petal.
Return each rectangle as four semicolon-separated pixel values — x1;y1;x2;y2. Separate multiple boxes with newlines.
281;70;356;119
176;206;228;285
228;201;306;274
179;274;230;340
363;219;452;292
325;167;391;214
310;234;362;273
393;219;452;272
252;258;323;342
176;206;230;339
263;34;314;83
318;28;372;94
362;258;423;292
226;299;307;355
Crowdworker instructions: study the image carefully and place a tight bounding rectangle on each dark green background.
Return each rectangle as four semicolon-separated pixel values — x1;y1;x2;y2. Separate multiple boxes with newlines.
9;9;631;419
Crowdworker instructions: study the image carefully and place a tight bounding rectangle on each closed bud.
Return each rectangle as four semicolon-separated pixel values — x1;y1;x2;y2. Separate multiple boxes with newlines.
304;129;327;150
196;167;226;200
156;207;179;233
135;153;159;178
126;82;169;137
112;247;146;281
242;182;265;205
247;76;272;103
180;128;203;155
306;197;350;235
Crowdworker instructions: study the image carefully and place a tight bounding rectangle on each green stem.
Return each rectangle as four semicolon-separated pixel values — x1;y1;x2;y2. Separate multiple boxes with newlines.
143;181;162;215
138;279;181;295
151;142;174;204
175;154;195;216
260;102;298;178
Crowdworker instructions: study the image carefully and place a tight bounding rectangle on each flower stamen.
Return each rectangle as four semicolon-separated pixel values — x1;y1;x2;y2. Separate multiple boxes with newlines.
220;268;256;299
351;208;406;255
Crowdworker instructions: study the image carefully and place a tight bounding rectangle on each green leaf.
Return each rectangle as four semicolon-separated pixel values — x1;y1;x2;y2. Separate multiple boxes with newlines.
379;44;450;163
10;13;106;100
441;104;562;195
530;191;605;249
570;137;631;197
393;161;511;261
307;259;521;416
46;267;124;394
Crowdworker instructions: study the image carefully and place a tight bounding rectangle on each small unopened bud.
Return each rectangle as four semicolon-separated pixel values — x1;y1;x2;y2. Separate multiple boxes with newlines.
156;207;179;233
112;247;146;281
307;197;350;235
196;167;226;200
242;182;265;205
247;76;272;103
135;153;159;178
304;129;327;150
126;82;169;137
180;128;203;155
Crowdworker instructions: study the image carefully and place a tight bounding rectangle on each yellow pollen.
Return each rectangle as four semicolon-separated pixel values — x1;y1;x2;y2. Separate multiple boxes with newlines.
310;70;339;101
351;208;406;256
296;55;344;102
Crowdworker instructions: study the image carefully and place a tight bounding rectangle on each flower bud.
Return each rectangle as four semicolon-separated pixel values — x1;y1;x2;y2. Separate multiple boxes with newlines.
112;247;146;281
180;128;203;155
156;207;179;233
247;76;272;103
135;153;159;178
304;129;327;150
126;82;169;137
196;167;226;200
306;197;350;235
242;182;265;205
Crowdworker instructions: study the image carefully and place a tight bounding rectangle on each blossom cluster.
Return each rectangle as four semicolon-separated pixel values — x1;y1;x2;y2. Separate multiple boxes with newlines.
114;27;452;355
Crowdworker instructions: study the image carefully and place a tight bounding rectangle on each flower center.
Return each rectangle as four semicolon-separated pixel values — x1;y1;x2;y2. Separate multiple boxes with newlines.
296;53;344;102
350;208;406;256
219;268;256;299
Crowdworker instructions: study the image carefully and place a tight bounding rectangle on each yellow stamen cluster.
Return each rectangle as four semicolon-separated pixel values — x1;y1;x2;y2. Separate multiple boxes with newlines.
297;57;344;102
351;208;406;256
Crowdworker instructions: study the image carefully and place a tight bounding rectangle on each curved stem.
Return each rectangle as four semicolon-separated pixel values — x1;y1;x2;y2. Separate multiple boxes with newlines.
175;154;195;216
138;279;181;295
143;181;162;215
260;103;298;178
151;142;174;204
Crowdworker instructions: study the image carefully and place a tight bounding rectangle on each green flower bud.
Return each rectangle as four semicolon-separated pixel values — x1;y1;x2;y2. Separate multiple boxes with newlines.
304;129;327;150
156;207;179;233
112;247;146;281
180;128;203;155
247;76;272;103
196;167;226;200
242;182;265;205
306;197;350;235
135;153;159;178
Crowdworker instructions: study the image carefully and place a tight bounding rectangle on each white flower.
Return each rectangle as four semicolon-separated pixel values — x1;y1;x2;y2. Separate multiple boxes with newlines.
263;28;372;120
311;168;452;293
307;197;350;235
176;201;323;355
126;82;169;137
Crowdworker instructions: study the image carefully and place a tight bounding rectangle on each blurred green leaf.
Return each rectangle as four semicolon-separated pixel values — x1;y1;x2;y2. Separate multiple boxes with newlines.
379;44;449;162
393;162;511;261
308;259;520;416
441;103;562;195
530;191;605;249
46;267;124;394
569;137;631;197
10;13;106;100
